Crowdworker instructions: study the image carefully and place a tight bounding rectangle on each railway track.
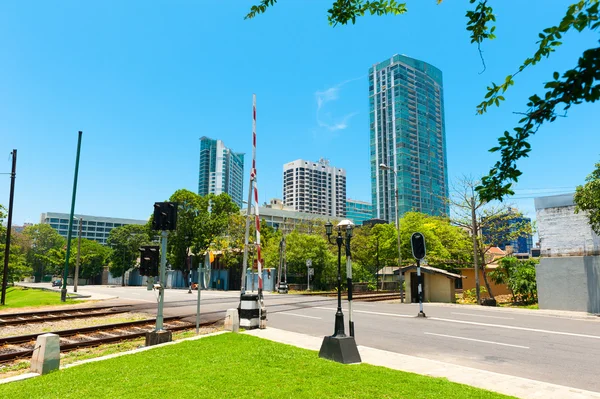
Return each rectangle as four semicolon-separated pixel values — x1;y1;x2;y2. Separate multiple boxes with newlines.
0;316;219;363
354;294;402;302
295;292;403;302
0;305;133;327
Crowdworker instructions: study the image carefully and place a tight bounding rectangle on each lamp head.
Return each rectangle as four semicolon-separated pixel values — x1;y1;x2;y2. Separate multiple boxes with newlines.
337;219;355;238
325;221;333;237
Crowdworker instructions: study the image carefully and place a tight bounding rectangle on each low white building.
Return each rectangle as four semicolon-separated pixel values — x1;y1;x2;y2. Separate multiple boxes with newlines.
536;193;600;256
534;194;600;313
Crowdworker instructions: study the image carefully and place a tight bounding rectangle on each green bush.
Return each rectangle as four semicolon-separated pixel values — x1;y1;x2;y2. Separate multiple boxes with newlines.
490;257;538;304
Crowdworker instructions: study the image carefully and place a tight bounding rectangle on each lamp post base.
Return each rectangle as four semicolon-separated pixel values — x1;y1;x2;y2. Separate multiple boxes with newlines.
60;288;67;302
417;311;427;318
319;335;361;364
145;330;172;346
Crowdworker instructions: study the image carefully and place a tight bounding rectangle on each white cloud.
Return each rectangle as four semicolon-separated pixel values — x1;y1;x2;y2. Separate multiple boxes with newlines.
314;76;363;132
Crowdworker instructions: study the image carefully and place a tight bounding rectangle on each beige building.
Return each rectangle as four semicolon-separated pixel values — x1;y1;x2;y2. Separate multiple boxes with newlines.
400;265;461;303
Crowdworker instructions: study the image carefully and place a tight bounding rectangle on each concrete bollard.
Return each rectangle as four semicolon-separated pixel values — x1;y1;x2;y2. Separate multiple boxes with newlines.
224;308;240;333
30;333;60;374
239;293;259;329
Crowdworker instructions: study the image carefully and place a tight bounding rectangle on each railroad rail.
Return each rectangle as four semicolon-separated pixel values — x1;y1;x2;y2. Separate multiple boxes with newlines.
295;291;403;302
0;305;134;327
0;316;219;363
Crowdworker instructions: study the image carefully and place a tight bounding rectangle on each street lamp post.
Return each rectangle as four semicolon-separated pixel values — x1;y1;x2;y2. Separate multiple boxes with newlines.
379;163;404;303
186;235;192;294
318;220;361;364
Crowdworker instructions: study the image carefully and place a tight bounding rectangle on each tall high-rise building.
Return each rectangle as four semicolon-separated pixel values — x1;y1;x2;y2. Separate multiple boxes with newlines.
283;158;346;218
198;136;245;207
370;54;449;222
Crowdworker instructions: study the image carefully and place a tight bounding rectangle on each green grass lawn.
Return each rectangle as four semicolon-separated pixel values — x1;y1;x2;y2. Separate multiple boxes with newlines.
0;286;79;309
0;333;514;399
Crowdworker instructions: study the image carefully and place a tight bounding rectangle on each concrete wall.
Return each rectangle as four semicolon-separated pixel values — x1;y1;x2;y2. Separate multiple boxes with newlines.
537;256;600;313
460;268;512;296
405;272;455;303
535;194;600;257
425;274;455;303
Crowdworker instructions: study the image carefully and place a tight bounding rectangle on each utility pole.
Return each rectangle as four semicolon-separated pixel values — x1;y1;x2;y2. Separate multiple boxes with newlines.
74;217;82;293
62;132;82;302
1;150;17;306
471;195;481;305
379;163;403;301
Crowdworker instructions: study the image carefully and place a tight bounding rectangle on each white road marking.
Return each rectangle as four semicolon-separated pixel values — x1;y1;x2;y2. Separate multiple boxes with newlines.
451;312;514;320
424;332;530;349
313;307;413;318
429;317;600;340
356;304;376;307
313;307;600;340
279;312;322;320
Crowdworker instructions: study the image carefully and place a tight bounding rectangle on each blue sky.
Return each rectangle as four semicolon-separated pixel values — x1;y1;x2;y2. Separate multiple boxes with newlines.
1;0;598;228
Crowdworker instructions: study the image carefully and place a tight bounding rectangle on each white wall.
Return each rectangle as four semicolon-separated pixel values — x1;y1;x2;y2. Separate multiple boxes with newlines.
536;204;600;257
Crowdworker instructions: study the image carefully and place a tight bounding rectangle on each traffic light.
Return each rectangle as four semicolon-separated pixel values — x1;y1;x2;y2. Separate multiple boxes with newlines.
152;202;178;231
410;232;427;260
140;246;160;276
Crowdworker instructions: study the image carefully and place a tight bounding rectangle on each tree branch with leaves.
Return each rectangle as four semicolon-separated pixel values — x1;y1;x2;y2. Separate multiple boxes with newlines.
245;0;600;202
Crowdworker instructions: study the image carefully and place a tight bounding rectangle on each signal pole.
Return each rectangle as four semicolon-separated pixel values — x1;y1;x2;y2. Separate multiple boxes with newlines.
62;132;82;302
1;149;17;306
156;230;167;331
146;202;177;346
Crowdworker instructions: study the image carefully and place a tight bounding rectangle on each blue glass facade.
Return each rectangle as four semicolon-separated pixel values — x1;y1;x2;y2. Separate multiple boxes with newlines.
346;199;373;225
369;54;449;222
198;137;245;208
483;214;534;254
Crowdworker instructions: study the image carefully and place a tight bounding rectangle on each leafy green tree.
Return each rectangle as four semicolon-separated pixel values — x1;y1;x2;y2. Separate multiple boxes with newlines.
349;225;378;284
0;207;33;286
246;0;600;201
22;223;65;281
38;238;111;282
574;160;600;235
152;190;239;287
489;256;538;304
284;231;336;290
450;177;533;302
0;227;32;286
399;212;473;270
107;224;150;285
76;239;111;279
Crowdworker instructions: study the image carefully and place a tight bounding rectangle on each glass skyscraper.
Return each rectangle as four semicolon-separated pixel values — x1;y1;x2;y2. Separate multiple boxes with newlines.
346;199;373;225
370;54;449;221
198;136;245;208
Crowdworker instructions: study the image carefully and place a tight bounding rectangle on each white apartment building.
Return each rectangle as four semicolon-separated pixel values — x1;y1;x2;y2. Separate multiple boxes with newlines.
282;158;346;218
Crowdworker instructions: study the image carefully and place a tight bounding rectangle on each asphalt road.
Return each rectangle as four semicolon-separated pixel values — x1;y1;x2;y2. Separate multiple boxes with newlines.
39;284;600;393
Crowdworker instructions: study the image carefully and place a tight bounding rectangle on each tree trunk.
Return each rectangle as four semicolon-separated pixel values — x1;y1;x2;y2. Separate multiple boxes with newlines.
470;197;481;305
480;258;495;300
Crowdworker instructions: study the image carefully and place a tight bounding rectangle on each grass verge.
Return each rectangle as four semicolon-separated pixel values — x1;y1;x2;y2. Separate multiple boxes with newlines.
0;327;219;379
0;287;80;309
0;333;514;399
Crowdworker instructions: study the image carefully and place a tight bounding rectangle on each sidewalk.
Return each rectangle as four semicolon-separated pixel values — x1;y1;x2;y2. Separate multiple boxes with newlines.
15;283;118;301
424;302;600;320
245;327;600;399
